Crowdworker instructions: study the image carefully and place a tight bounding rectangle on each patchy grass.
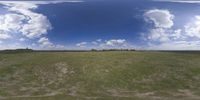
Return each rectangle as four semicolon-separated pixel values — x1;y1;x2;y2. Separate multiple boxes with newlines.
0;51;200;100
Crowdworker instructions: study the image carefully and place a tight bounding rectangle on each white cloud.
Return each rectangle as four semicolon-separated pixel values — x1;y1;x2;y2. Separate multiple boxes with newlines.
155;0;200;3
82;39;129;49
92;41;98;45
143;9;184;43
98;39;136;49
37;37;66;49
19;38;25;42
76;42;87;47
0;42;26;50
142;9;200;50
105;39;126;46
38;37;54;48
75;39;136;50
0;0;82;49
185;16;200;38
55;44;65;49
144;9;174;42
91;39;102;45
97;39;102;42
147;28;170;42
0;0;84;5
144;9;174;28
171;29;183;39
0;14;26;40
143;9;200;50
143;28;185;43
0;14;25;32
0;2;52;38
0;30;12;39
147;40;200;50
21;14;52;38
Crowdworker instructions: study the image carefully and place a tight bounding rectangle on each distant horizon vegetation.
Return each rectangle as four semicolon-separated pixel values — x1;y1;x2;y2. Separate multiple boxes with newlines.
1;48;200;53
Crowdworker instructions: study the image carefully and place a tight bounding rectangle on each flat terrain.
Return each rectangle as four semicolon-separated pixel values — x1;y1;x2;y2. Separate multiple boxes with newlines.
0;51;200;100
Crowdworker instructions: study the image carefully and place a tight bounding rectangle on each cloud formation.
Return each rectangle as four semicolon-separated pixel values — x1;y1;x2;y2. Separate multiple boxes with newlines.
147;41;200;50
38;37;53;47
144;9;174;28
76;42;87;47
105;39;126;46
0;0;83;49
38;37;66;49
144;9;175;43
0;31;12;39
92;39;102;45
0;1;52;39
143;8;200;50
75;39;135;50
0;0;83;4
185;16;200;38
147;28;170;42
155;0;200;3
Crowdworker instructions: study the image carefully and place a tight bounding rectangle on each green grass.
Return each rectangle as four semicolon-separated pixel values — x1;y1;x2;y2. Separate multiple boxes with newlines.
0;51;200;100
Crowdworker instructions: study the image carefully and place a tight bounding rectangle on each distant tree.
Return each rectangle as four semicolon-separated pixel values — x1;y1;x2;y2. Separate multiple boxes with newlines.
91;49;97;51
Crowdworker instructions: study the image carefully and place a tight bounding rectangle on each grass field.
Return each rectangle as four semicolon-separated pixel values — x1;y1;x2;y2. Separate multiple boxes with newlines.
0;51;200;100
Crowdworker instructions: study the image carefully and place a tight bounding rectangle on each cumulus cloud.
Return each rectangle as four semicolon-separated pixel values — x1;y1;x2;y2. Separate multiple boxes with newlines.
0;14;25;32
143;9;188;42
19;38;26;42
0;0;83;5
0;31;12;39
0;42;26;50
0;0;83;49
144;9;175;42
105;39;126;46
76;39;136;49
0;14;26;39
144;9;174;28
96;39;102;42
0;33;12;39
0;2;52;38
76;39;128;49
171;29;183;39
147;28;170;42
38;37;53;47
91;39;102;45
98;39;136;49
76;42;87;47
38;37;65;49
147;41;200;50
143;9;197;50
185;16;200;38
143;9;200;50
155;0;200;3
92;41;98;45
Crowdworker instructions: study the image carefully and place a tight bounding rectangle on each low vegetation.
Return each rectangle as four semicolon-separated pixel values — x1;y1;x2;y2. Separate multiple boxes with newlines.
0;51;200;100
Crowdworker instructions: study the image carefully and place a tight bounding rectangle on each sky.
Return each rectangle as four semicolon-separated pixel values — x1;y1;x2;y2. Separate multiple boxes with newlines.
1;0;200;50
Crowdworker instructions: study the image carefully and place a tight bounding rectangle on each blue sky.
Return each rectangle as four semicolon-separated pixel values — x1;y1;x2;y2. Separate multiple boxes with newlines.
1;0;200;50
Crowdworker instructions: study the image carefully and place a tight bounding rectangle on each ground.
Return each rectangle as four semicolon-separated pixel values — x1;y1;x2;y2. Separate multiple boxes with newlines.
0;51;200;100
